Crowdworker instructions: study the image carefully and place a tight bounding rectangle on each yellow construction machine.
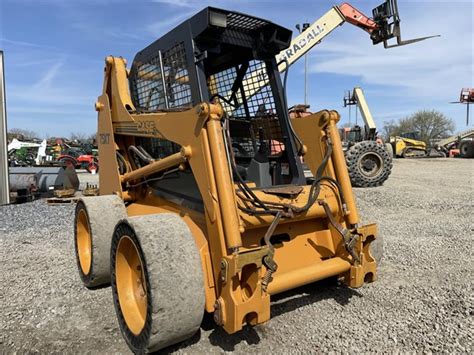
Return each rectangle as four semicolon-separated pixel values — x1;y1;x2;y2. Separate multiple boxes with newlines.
389;132;427;157
73;7;379;353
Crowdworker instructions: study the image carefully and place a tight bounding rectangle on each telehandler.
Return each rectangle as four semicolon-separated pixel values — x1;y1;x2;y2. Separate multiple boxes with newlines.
74;7;379;353
341;87;393;186
233;0;436;187
291;88;394;187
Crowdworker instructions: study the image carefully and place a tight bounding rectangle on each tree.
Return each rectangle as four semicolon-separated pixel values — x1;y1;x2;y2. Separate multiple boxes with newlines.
381;119;399;140
69;132;87;142
382;110;455;143
69;132;97;144
87;133;97;145
7;128;39;141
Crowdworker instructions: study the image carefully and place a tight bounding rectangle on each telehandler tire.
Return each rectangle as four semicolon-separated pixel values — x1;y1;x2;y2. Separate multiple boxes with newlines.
111;214;205;353
345;141;393;187
459;140;474;158
74;195;126;288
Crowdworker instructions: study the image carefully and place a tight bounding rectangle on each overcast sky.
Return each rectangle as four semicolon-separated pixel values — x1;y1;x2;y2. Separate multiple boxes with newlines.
0;0;472;138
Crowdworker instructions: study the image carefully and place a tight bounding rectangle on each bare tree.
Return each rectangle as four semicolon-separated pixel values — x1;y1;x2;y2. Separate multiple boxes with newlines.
381;119;399;140
382;110;455;143
8;128;39;141
87;133;97;145
69;132;88;142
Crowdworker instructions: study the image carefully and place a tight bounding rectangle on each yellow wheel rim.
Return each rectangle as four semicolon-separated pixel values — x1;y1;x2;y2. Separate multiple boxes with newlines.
116;236;147;336
76;209;92;275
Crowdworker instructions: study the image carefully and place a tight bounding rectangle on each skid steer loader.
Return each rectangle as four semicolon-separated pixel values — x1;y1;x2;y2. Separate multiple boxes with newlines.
73;7;379;353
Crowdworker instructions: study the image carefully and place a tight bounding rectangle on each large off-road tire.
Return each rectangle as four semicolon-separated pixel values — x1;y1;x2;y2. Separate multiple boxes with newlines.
74;195;126;288
111;214;205;354
345;141;393;187
459;140;474;158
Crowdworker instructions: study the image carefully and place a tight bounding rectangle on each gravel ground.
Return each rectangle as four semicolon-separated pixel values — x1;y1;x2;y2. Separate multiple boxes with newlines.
0;159;472;353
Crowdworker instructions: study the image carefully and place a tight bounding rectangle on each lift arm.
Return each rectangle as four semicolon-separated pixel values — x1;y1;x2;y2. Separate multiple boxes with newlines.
343;87;377;140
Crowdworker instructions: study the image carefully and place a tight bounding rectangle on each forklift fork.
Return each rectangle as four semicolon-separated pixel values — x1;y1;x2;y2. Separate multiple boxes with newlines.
371;0;439;48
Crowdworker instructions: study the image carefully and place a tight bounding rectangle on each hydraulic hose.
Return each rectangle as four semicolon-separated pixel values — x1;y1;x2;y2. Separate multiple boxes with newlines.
128;145;154;165
219;61;345;218
277;58;304;155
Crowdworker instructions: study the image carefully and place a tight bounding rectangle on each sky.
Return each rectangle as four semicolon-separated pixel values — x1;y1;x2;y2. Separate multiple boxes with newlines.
0;0;472;138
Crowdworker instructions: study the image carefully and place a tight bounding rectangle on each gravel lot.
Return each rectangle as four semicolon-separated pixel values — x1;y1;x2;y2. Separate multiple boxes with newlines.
1;159;473;354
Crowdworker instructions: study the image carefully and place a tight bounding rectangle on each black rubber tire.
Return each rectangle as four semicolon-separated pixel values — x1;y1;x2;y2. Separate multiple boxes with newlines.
111;214;205;354
345;141;393;187
74;195;126;288
459;140;474;158
466;142;474;158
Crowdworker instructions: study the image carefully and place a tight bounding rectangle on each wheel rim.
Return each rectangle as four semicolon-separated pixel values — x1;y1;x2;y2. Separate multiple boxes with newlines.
358;152;383;178
116;236;147;336
76;209;92;275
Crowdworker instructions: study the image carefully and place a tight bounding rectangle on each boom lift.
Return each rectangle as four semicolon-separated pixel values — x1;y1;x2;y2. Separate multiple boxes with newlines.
73;7;379;353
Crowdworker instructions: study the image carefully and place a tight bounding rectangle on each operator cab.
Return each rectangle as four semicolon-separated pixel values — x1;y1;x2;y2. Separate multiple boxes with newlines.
129;7;305;189
399;132;421;140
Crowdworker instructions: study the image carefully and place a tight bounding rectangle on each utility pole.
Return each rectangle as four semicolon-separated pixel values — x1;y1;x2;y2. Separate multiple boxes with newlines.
0;50;9;205
296;22;310;106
